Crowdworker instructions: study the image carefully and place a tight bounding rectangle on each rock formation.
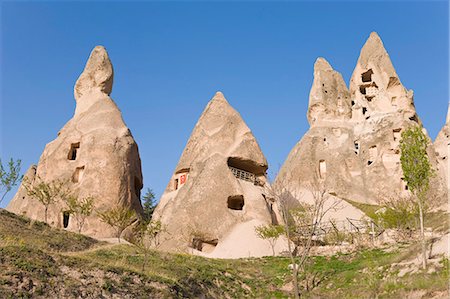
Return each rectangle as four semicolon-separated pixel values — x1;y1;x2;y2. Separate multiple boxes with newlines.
152;92;280;257
275;32;446;208
7;46;144;237
434;103;449;197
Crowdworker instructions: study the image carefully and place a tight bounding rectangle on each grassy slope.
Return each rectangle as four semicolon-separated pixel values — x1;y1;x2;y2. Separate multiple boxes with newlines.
0;209;448;298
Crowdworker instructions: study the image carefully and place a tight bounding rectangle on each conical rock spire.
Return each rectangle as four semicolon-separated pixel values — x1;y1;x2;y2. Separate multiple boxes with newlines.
349;32;418;120
153;92;278;258
74;46;113;100
307;57;351;125
434;102;450;195
7;46;143;237
275;32;446;210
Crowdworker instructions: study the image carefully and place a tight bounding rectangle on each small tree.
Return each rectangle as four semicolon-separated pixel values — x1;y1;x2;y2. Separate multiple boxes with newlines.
0;158;23;204
272;169;339;298
141;188;157;221
255;224;284;256
133;220;163;271
400;126;434;270
65;195;95;233
23;177;69;224
98;206;136;243
375;194;418;241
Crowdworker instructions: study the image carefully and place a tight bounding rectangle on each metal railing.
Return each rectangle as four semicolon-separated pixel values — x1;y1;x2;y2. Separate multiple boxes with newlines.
229;166;261;186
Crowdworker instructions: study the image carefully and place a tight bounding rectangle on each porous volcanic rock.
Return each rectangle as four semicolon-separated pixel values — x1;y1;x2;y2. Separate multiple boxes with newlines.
7;46;143;237
275;32;446;208
153;92;278;257
434;103;449;200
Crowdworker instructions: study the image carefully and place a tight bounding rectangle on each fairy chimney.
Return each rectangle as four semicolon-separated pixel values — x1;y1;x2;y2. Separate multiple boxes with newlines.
275;32;446;209
7;46;144;237
152;92;280;258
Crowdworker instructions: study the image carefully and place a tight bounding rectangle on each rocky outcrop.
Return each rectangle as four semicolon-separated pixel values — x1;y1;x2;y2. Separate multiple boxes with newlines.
275;32;446;207
434;103;449;197
7;46;143;237
152;92;278;257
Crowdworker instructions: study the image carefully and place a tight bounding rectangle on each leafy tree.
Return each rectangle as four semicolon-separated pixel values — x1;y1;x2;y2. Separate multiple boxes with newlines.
400;126;434;269
65;195;95;233
133;220;164;271
0;158;23;204
255;224;284;256
98;206;136;243
141;188;157;221
23;177;69;224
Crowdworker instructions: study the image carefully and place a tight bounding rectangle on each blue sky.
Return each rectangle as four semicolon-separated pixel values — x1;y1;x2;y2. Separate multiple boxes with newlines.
1;1;448;208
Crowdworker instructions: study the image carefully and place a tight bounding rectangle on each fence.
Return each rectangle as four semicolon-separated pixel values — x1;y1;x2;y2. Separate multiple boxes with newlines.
229;166;261;186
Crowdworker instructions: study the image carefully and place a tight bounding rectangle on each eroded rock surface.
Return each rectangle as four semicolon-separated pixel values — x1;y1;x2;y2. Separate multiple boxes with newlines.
7;46;143;237
434;104;449;200
276;32;446;207
153;92;277;257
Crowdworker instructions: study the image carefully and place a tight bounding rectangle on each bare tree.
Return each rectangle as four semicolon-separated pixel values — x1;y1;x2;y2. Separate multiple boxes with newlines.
269;170;339;298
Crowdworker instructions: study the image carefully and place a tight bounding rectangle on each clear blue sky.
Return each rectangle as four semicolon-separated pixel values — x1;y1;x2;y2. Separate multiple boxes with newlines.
1;1;448;208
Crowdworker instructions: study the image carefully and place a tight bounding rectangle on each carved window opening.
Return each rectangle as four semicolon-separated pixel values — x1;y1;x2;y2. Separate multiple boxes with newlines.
319;160;326;179
368;145;378;166
228;195;244;210
409;115;419;123
72;166;85;183
63;211;70;228
360;86;367;95
227;157;266;186
351;100;355;106
401;178;409;190
393;128;401;141
68;143;80;160
134;176;142;199
362;107;367;115
174;179;179;190
192;238;218;253
361;69;373;82
354;141;360;155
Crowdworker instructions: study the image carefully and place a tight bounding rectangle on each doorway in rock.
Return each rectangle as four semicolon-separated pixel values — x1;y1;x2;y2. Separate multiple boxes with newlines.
63;211;70;228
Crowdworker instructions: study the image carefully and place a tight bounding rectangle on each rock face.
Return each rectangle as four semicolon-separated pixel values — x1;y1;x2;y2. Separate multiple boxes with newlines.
275;32;446;207
153;92;278;257
7;46;143;237
434;103;450;195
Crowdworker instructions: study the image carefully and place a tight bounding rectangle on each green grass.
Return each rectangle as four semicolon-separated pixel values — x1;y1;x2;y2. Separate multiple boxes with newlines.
0;208;448;298
342;198;381;220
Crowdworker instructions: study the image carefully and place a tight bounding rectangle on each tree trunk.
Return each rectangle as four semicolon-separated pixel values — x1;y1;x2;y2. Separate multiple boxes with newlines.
284;222;300;299
142;250;148;272
418;199;427;270
0;192;8;204
44;206;48;224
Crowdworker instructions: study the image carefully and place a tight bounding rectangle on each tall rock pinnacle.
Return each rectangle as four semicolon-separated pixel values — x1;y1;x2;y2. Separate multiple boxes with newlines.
349;32;418;121
434;102;450;194
275;32;447;209
7;46;144;237
74;46;113;100
153;92;277;258
307;57;351;125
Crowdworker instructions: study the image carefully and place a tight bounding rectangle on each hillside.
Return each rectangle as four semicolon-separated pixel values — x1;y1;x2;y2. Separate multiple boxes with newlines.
0;208;448;298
